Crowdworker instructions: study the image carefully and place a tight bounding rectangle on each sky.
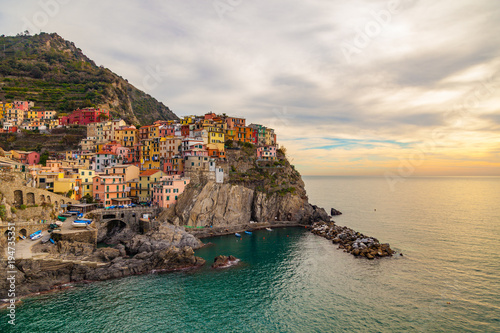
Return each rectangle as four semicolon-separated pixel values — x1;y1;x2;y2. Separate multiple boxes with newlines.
1;0;499;176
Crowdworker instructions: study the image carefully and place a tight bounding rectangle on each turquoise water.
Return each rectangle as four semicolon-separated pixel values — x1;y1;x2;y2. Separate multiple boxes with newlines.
1;176;499;332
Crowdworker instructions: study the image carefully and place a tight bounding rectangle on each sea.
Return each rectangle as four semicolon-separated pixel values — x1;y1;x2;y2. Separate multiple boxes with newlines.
1;176;499;332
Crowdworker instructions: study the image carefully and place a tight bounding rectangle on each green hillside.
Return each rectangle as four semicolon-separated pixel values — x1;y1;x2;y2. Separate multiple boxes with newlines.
0;32;178;125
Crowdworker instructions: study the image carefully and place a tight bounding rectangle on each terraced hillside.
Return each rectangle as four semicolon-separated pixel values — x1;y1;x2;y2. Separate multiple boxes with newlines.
0;33;178;125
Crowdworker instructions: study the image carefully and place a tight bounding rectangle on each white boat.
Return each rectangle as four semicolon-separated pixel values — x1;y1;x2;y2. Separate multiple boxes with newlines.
266;228;273;231
72;219;92;228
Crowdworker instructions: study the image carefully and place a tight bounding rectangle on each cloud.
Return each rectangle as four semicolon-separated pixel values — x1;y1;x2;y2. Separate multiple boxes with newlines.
0;0;499;175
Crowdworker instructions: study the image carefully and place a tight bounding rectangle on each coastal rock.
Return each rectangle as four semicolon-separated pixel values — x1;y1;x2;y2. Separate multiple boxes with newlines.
127;224;203;255
96;248;121;262
331;208;342;216
310;222;395;259
211;255;239;269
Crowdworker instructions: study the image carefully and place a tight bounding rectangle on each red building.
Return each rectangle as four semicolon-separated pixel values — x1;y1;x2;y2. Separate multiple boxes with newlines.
15;151;40;165
181;125;190;138
59;108;109;126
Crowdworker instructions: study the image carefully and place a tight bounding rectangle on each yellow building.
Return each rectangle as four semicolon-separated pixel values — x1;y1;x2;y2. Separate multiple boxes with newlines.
77;168;95;199
137;169;165;202
115;127;138;147
54;178;77;199
26;110;39;120
141;139;161;170
38;171;64;192
128;178;139;201
181;116;195;125
149;124;160;139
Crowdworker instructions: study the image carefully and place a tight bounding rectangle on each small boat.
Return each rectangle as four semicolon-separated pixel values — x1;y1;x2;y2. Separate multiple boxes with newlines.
244;231;252;235
29;230;42;240
266;228;273;231
57;216;67;221
49;238;55;244
72;219;92;228
55;221;63;227
235;233;241;237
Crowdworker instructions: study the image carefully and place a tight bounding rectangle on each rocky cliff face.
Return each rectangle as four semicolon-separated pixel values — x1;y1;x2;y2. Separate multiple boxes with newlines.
164;146;329;226
165;181;327;227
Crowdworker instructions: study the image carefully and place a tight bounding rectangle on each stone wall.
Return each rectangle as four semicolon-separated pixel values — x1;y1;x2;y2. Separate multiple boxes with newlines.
51;229;97;247
0;170;78;222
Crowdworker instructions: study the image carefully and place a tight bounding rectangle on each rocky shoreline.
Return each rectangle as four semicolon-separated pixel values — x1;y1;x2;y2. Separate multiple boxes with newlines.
309;221;395;259
0;224;206;303
0;219;396;306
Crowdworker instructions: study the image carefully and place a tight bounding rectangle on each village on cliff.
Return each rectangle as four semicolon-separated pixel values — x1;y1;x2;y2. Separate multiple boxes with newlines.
0;101;279;209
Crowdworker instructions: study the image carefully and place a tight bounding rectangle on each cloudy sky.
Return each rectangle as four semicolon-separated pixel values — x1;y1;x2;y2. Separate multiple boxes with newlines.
1;0;499;176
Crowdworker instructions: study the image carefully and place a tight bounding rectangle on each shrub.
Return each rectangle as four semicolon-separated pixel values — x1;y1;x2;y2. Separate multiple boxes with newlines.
19;204;27;210
11;206;16;213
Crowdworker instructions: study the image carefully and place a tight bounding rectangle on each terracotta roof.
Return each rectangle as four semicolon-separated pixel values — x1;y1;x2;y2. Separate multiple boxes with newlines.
139;169;162;177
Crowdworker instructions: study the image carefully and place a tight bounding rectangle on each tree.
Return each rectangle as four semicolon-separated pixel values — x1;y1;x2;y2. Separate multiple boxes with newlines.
39;151;49;166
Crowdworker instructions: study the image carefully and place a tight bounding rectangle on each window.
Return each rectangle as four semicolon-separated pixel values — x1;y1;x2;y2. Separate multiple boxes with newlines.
96;185;99;190
107;186;109;191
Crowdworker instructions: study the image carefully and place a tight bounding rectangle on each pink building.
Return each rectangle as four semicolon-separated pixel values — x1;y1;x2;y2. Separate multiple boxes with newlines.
225;117;246;130
159;125;175;137
93;175;128;207
152;175;190;208
101;142;122;154
59;108;110;126
116;147;132;163
257;146;277;161
13;101;29;111
16;151;40;165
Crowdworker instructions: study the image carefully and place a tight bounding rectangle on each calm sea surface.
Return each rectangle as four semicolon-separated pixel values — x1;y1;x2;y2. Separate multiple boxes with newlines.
1;176;499;332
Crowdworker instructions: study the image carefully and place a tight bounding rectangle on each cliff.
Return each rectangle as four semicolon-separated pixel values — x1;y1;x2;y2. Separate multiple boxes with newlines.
0;33;178;125
163;145;329;226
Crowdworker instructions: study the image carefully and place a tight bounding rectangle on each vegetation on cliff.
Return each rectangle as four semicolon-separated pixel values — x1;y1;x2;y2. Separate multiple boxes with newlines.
225;142;304;199
0;126;86;152
0;33;177;125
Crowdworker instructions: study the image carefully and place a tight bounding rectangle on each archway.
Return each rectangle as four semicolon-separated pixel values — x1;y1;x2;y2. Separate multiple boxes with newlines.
106;220;127;235
40;194;45;203
14;190;23;207
46;196;51;203
26;192;35;205
19;229;27;237
101;220;127;244
4;230;12;239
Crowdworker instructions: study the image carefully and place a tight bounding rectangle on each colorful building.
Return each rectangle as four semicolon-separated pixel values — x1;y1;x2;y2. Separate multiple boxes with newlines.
93;175;128;207
137;169;166;202
152;175;190;208
257;146;277;161
59;108;109;126
104;164;140;182
11;151;40;165
93;151;118;172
